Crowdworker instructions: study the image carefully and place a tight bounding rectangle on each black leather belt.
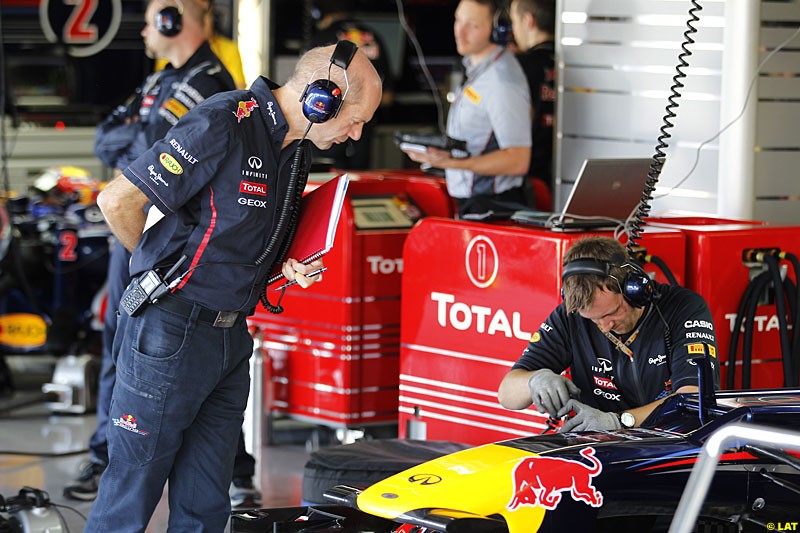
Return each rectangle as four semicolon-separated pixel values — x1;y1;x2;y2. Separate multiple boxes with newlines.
154;295;241;328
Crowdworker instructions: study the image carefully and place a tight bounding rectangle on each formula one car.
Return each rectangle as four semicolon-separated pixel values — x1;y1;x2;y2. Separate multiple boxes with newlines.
232;360;800;533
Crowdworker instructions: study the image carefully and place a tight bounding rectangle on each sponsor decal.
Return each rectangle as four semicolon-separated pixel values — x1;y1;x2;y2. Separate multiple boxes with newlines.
112;413;150;436
248;156;263;169
708;345;716;358
593;375;617;390
239;181;267;196
593;388;621;401
168;138;199;164
592;358;613;374
367;256;403;275
465;235;498;289
685;319;714;330
233;98;259;122
159;153;183;174
242;169;269;179
0;313;48;348
724;313;787;332
540;322;553;333
147;165;169;187
685;331;715;341
266;101;277;126
163;97;189;119
687;343;705;354
408;474;442;485
431;292;531;340
508;447;603;511
530;332;541;343
464;85;481;104
648;354;667;366
238;198;267;208
142;94;155;108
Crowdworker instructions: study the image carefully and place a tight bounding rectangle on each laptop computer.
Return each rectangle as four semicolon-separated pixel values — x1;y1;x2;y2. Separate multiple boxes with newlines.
511;158;653;231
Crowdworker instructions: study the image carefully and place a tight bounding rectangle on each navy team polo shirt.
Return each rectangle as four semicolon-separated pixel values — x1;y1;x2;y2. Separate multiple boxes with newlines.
123;77;302;312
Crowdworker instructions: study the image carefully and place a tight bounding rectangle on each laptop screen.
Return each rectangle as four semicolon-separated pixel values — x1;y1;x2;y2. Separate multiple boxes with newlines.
558;158;653;222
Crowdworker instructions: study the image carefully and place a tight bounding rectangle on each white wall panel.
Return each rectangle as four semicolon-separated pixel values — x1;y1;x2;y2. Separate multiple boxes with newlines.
556;0;727;216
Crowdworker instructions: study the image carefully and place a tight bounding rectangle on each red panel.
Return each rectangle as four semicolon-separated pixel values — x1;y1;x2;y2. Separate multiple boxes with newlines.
649;217;800;389
398;218;686;445
248;172;452;428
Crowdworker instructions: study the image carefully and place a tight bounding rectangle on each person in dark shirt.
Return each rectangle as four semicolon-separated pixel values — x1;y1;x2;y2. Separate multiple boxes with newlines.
84;41;382;531
64;0;266;507
510;0;555;208
498;236;719;433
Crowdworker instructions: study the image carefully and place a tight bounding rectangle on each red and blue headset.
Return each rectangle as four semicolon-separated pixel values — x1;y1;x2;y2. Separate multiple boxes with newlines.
492;0;512;45
561;256;654;308
156;0;184;37
299;40;358;124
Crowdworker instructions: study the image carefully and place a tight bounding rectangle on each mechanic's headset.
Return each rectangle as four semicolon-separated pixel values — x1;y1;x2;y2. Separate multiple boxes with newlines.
156;0;184;37
561;257;654;308
300;40;358;124
492;0;512;45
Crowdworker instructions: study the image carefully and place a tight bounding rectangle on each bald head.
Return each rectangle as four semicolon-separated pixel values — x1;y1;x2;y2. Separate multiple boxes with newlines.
278;42;382;147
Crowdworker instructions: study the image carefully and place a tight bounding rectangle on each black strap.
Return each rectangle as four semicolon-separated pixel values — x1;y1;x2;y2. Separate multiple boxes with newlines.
331;40;357;70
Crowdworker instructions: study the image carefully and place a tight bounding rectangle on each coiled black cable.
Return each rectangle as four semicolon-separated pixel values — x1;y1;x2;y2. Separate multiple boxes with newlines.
626;0;702;255
256;141;310;315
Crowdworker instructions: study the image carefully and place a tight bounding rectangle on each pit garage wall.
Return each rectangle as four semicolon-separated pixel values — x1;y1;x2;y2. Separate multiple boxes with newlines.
554;0;800;224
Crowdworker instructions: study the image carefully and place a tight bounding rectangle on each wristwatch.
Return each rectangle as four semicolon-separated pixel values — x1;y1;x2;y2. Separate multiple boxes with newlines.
618;411;636;429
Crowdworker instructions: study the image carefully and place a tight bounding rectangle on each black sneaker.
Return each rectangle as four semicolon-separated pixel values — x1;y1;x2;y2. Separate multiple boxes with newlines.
63;461;106;501
229;477;261;509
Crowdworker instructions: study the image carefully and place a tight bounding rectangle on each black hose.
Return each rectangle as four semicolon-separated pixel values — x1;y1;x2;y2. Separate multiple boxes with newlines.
781;252;800;383
727;271;767;389
763;253;793;387
741;271;771;389
647;255;679;286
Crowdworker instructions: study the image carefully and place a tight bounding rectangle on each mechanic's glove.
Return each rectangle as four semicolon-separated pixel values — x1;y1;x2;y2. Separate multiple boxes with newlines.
527;369;581;418
557;399;621;433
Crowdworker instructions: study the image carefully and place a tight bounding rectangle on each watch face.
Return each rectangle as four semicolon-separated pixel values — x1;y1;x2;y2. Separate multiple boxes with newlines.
621;412;636;428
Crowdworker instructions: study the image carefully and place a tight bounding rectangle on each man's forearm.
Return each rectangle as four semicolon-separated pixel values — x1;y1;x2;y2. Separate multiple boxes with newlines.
97;174;150;252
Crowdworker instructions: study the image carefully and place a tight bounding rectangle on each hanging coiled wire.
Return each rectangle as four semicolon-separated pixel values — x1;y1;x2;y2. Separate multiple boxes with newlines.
627;0;703;255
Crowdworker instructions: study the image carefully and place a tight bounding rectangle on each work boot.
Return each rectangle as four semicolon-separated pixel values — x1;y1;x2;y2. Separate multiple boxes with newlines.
229;477;262;509
63;461;106;501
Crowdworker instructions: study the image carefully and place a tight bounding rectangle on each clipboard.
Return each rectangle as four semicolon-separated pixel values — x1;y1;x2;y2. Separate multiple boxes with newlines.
267;173;349;285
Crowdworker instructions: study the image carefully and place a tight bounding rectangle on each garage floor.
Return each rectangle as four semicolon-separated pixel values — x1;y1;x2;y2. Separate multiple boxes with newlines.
0;396;315;532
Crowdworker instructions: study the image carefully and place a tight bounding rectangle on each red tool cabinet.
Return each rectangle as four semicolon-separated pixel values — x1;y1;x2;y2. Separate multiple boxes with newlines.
397;218;686;445
248;171;452;429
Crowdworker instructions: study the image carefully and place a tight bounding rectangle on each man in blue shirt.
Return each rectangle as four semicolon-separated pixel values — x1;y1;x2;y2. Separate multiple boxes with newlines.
84;42;382;532
498;237;720;433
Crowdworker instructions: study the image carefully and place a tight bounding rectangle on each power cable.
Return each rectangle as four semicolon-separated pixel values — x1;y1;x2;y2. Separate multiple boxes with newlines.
393;0;446;134
654;23;800;200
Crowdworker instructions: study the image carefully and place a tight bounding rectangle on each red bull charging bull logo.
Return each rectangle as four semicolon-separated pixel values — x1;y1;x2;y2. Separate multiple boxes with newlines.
507;447;603;511
233;98;259;123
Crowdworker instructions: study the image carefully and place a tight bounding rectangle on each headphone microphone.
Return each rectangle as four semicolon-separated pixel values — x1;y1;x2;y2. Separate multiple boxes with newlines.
491;0;512;45
156;0;185;37
300;40;358;125
561;256;655;308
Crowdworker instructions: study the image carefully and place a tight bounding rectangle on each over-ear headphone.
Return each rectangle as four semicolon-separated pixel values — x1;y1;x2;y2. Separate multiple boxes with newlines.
300;40;358;124
561;257;654;308
491;0;512;45
156;0;184;37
